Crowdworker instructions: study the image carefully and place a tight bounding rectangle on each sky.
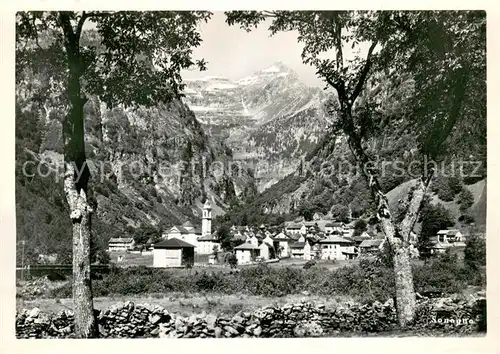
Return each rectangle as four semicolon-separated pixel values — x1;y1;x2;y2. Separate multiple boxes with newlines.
180;12;325;87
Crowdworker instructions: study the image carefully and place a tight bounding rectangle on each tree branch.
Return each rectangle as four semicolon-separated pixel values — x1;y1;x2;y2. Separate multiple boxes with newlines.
75;11;88;40
349;40;378;103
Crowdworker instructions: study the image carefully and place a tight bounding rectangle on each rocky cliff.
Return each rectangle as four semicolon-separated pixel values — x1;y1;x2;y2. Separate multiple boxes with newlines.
15;71;256;263
183;62;330;191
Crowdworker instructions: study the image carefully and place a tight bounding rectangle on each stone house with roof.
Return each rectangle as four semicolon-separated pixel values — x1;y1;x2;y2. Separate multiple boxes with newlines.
234;242;261;264
290;238;313;260
318;235;356;260
359;239;385;254
324;222;344;234
286;223;307;235
153;238;195;268
272;232;291;258
108;237;135;252
197;233;220;255
429;229;466;254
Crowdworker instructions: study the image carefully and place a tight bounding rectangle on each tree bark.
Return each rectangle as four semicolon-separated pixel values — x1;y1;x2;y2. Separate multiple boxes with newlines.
339;105;418;327
62;76;97;337
59;12;97;337
63;162;96;338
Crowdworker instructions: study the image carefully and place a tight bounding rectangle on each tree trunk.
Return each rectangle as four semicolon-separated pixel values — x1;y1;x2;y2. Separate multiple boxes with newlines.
339;106;419;327
64;163;97;338
378;204;417;327
62;67;97;338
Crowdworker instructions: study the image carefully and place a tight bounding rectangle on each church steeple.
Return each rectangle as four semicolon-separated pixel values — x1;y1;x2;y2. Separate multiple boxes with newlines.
202;199;212;236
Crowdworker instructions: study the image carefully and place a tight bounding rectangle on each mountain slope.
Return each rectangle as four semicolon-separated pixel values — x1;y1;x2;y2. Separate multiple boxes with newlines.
183;62;330;191
15;77;256;265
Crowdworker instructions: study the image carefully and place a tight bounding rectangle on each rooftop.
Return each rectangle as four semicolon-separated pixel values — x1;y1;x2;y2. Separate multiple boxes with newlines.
437;229;461;236
154;238;196;249
234;243;261;250
109;237;134;244
290;242;306;249
198;233;218;241
319;235;353;244
359;239;384;248
325;222;344;227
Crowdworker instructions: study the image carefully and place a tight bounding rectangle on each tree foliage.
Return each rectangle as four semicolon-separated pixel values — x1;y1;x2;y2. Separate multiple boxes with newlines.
464;232;486;272
16;11;212;338
16;11;212;108
418;202;455;258
353;219;368;236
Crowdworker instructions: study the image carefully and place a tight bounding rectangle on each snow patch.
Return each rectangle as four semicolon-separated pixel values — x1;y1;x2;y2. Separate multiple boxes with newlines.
237;76;259;86
262;65;281;73
189;106;223;112
208;83;238;90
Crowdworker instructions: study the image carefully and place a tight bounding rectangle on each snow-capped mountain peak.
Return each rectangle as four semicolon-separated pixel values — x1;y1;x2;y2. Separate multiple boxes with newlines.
182;62;329;191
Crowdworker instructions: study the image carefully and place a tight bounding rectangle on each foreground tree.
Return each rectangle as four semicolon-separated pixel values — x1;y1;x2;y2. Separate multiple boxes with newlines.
16;11;211;337
226;10;485;326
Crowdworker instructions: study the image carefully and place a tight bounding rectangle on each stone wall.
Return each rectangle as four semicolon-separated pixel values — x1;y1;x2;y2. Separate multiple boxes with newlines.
16;297;486;339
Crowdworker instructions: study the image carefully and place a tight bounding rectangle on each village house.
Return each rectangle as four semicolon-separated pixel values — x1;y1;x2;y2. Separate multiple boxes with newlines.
286;223;307;235
258;242;273;261
153;238;195;268
342;225;355;238
197;233;219;255
318;235;356;260
108;237;135;252
245;234;259;246
436;229;465;243
273;232;291;258
163;225;201;248
325;222;344;234
359;239;385;255
352;233;371;246
429;229;466;254
234;242;261;264
290;237;313;260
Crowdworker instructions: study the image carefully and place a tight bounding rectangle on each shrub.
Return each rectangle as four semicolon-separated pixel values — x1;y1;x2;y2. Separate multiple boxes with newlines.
413;251;468;294
459;213;475;224
224;253;238;269
48;256;483;301
303;260;316;269
458;188;474;211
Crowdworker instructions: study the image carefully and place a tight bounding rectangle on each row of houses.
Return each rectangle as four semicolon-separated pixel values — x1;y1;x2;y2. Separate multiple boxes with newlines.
108;198;468;267
230;229;386;264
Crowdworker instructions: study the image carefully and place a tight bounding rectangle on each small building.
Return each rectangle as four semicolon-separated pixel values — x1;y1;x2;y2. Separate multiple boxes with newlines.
197;233;220;255
352;234;371;246
245;234;259;246
153;238;195;268
290;240;312;260
429;229;466;254
258;242;273;261
108;237;135;252
164;225;201;249
325;222;344;234
359;239;385;254
234;243;261;264
273;232;292;257
286;223;307;235
436;229;464;243
318;235;356;260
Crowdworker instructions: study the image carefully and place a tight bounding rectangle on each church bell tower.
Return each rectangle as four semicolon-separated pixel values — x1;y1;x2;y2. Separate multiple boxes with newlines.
202;199;212;236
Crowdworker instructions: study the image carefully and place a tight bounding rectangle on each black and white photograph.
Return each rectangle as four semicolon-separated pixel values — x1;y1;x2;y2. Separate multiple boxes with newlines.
10;9;489;341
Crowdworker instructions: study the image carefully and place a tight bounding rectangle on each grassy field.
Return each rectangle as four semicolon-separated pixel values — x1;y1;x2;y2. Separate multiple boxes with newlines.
16;292;353;317
109;251;361;271
267;258;360;270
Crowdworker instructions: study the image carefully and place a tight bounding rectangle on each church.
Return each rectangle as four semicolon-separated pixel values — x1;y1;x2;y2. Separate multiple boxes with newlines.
161;199;218;254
